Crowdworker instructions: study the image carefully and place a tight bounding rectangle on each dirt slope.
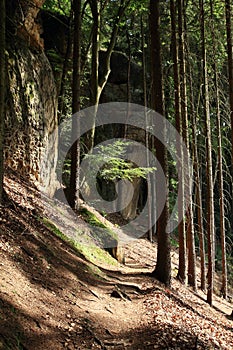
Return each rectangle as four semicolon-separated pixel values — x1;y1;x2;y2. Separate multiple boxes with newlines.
0;169;233;350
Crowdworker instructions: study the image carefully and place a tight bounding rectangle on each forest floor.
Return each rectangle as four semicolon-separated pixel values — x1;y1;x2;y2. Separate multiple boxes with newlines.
0;169;233;350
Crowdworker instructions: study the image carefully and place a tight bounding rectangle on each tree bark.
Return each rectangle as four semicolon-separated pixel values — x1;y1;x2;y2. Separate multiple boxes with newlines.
88;0;130;150
150;0;171;286
170;0;187;284
70;0;82;209
0;0;6;204
225;0;233;158
210;0;227;299
178;0;197;290
141;14;153;242
224;0;233;313
184;0;206;292
200;0;215;306
58;15;73;123
188;62;206;291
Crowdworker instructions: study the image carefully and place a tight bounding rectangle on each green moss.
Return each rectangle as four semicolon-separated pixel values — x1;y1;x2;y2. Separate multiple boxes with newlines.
74;242;118;267
79;207;118;245
79;207;107;228
40;217;118;269
41;218;68;241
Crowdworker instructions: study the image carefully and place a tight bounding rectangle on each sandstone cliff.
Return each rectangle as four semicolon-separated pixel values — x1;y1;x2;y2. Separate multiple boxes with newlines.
5;0;58;196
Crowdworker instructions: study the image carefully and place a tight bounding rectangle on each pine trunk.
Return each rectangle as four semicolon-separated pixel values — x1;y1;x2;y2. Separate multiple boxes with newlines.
185;9;206;292
225;1;233;314
89;0;129;150
225;0;233;157
200;0;215;306
210;0;227;299
190;83;206;291
150;0;171;286
178;0;196;290
141;16;153;242
170;0;187;284
0;0;5;204
70;0;82;210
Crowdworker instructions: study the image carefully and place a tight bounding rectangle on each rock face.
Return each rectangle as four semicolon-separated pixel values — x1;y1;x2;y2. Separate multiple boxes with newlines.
20;0;45;49
5;43;58;196
7;0;45;49
99;51;145;105
4;0;58;196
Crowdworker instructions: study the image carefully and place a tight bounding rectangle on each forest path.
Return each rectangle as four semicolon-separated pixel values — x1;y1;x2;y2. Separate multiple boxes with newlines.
0;170;233;350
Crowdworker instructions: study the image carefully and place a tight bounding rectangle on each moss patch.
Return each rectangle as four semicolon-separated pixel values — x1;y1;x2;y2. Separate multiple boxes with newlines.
79;207;118;248
41;217;118;269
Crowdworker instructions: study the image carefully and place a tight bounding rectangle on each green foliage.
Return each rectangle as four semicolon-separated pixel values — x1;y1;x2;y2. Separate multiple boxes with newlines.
170;236;179;249
43;0;71;16
84;140;156;182
42;0;233;290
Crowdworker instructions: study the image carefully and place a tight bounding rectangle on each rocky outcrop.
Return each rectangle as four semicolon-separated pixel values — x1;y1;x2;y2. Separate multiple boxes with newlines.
7;0;45;49
4;1;58;196
99;51;145;105
5;41;58;196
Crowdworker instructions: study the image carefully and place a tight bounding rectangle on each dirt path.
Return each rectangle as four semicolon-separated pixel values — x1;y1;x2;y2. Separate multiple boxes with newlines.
1;230;233;350
1;171;233;350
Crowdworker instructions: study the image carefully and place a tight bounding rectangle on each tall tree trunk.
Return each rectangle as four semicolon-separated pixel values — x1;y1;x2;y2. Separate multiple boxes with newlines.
178;0;196;290
85;0;100;152
170;0;187;284
225;0;233;158
88;0;130;150
192;107;206;291
216;79;228;299
123;27;132;138
188;61;206;291
150;0;171;286
0;0;6;204
225;0;233;312
200;0;215;306
141;15;153;242
70;0;82;209
210;0;227;299
58;16;73;123
185;2;206;291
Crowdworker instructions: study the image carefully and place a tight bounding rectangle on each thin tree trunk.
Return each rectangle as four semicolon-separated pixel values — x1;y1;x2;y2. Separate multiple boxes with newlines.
141;15;153;242
188;60;206;291
178;0;196;290
200;0;215;306
88;0;130;150
225;1;233;312
216;78;228;299
150;0;171;286
185;32;206;290
124;28;132;138
70;0;82;210
58;16;73;123
193;121;206;291
210;0;227;299
170;0;187;284
88;0;100;151
0;0;6;204
126;29;131;105
225;0;233;158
